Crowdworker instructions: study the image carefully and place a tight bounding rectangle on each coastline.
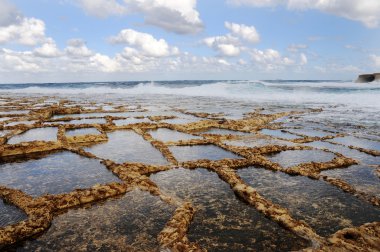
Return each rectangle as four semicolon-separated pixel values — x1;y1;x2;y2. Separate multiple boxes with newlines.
0;90;379;251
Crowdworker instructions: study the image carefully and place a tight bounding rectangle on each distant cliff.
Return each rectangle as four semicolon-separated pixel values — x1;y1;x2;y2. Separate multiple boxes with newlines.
356;73;380;83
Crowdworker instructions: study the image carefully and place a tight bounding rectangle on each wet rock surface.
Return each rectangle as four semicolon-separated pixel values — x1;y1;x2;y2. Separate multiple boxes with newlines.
84;130;169;165
169;145;242;162
0;95;379;251
0;200;27;228
151;168;310;251
0;152;121;197
267;149;336;168
17;190;175;251
7;128;58;145
238;167;380;236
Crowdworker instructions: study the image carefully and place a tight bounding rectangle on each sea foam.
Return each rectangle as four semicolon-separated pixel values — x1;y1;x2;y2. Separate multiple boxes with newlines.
1;81;380;109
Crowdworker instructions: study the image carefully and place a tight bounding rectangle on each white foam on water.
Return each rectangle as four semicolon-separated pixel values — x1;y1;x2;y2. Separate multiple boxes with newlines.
1;81;380;109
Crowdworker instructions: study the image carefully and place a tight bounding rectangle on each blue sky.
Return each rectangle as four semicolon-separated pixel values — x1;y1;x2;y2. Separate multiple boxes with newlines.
0;0;379;83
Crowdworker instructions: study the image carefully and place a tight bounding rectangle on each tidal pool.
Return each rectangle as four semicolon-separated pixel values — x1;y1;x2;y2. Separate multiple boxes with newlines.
113;118;152;126
260;129;300;140
201;128;250;136
53;112;131;119
169;145;241;162
267;149;336;168
321;165;380;197
305;141;380;165
224;135;296;148
0;200;27;227
330;136;380;151
238;167;380;236
18;189;175;251
65;128;101;136
84;130;168;165
162;117;200;124
149;128;202;142
7;127;58;144
0;117;11;122
0;110;29;115
62;118;106;125
286;128;331;138
0;151;121;197
150;168;309;251
0;130;11;137
5;121;36;127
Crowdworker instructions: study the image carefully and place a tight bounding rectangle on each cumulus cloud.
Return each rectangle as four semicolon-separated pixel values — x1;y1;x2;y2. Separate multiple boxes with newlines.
0;17;47;46
216;44;241;57
164;54;234;73
125;0;203;34
203;34;239;47
248;48;308;71
225;21;260;43
203;22;260;57
64;39;93;58
74;0;203;34
228;0;380;28
203;34;241;57
0;0;20;27
0;0;55;48
110;29;179;57
76;0;126;18
33;39;61;58
0;42;237;77
89;53;121;72
0;48;41;72
227;0;281;7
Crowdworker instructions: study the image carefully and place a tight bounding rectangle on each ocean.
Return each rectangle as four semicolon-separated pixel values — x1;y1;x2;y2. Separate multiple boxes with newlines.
1;80;379;106
1;80;379;138
1;80;380;251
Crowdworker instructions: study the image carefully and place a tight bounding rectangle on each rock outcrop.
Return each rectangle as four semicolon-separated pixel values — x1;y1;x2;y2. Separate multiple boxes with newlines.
356;73;380;83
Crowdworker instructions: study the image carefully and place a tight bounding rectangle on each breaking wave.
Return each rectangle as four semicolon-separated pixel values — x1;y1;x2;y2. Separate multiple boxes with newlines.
1;80;380;108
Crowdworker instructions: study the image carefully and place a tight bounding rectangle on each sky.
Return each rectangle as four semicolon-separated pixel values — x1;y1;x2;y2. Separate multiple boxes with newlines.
0;0;380;83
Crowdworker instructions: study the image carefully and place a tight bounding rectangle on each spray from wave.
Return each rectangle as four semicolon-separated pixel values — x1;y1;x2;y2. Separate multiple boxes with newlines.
1;80;380;109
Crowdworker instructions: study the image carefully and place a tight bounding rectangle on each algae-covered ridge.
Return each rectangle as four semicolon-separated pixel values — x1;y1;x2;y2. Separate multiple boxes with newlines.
0;97;379;251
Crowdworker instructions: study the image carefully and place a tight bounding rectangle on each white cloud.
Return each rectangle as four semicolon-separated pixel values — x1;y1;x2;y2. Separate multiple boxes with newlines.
89;53;121;72
288;0;380;28
0;48;41;72
225;22;260;43
0;17;46;45
203;34;239;47
203;22;260;57
217;44;241;57
125;0;203;34
203;34;242;57
110;29;179;57
370;54;380;68
250;48;280;62
249;48;306;71
64;39;93;58
34;39;61;58
167;54;234;73
77;0;126;18
227;0;281;7
74;0;203;34
0;0;20;26
228;0;380;28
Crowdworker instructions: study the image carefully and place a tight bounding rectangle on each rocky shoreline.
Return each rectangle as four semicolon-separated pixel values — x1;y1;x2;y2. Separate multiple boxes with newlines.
0;96;379;251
